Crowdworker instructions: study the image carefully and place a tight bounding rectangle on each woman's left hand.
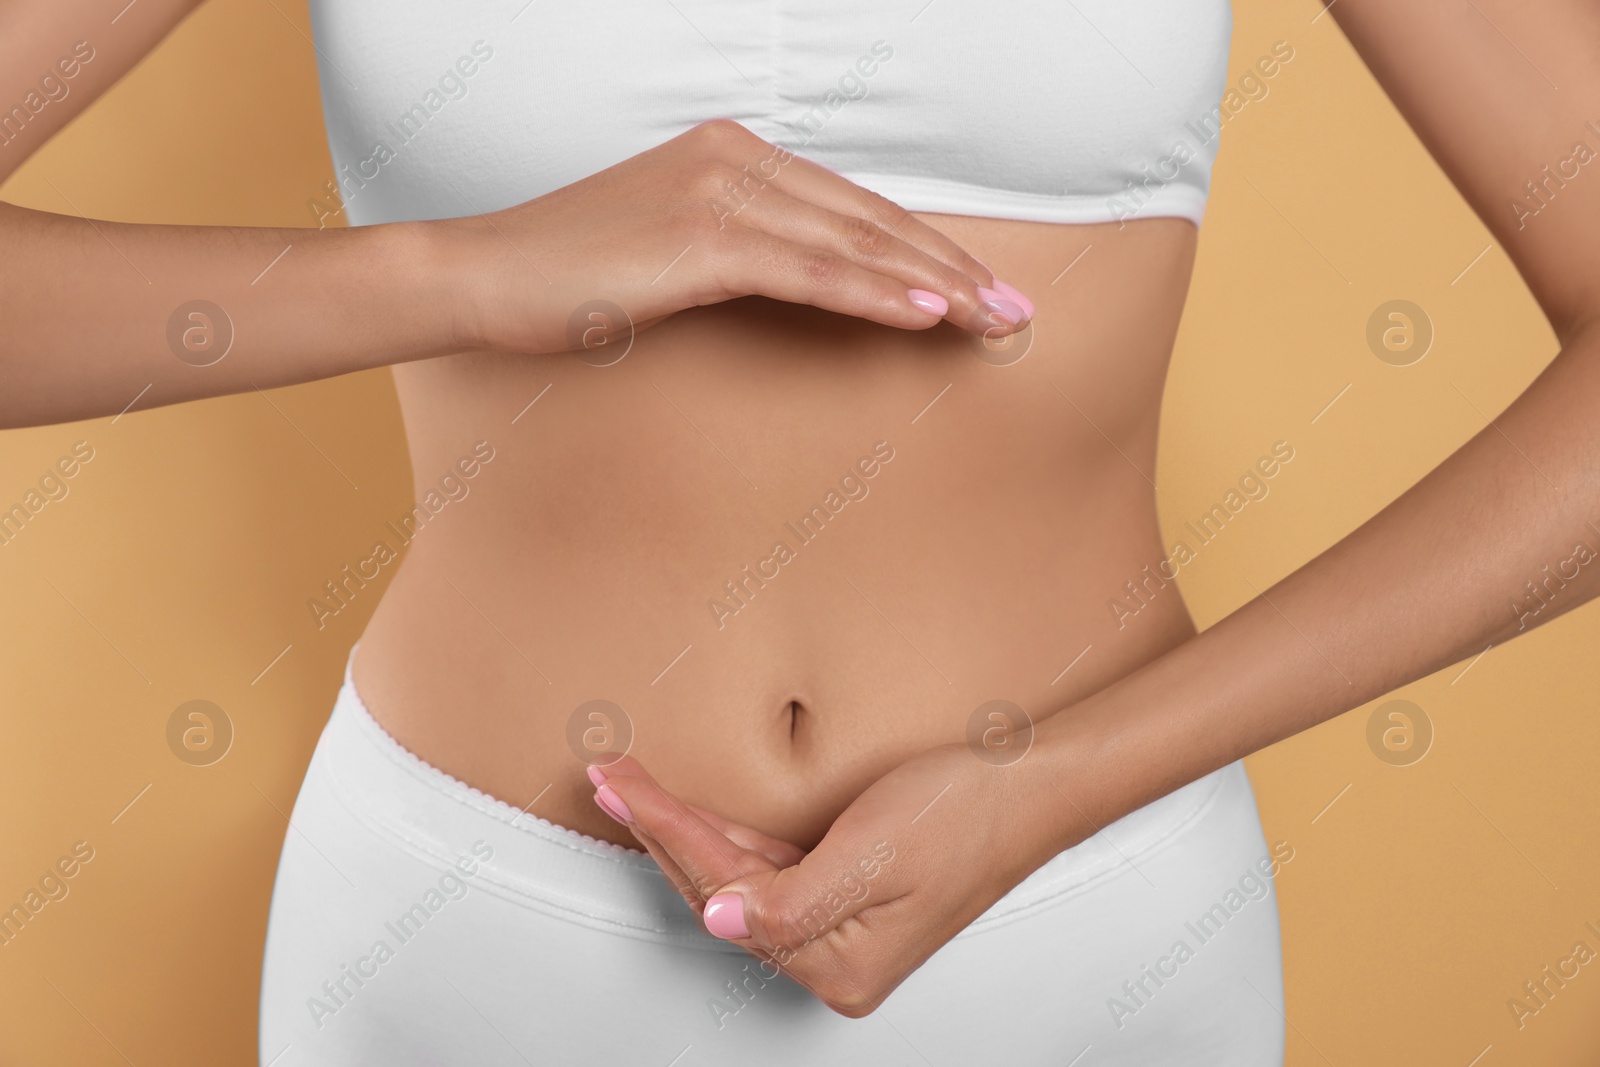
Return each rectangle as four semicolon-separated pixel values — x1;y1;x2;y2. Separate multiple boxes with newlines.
590;742;1088;1017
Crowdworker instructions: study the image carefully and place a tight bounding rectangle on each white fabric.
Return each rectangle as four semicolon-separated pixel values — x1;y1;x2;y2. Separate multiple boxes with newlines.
304;0;1233;227
258;653;1285;1065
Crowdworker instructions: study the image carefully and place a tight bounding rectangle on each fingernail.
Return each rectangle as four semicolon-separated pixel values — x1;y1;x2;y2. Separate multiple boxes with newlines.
977;287;1024;326
907;289;948;317
991;279;1034;321
595;784;633;823
585;765;607;788
703;893;749;939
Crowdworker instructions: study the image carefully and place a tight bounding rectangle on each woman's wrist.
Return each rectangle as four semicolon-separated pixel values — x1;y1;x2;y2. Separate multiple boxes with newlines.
192;216;467;380
1007;696;1125;861
413;208;568;357
394;214;499;357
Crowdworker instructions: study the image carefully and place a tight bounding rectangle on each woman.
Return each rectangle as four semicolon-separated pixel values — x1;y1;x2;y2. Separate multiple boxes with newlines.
4;0;1597;1063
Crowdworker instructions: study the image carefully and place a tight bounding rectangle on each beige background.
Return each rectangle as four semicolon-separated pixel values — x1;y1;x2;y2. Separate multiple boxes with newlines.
2;0;1597;1063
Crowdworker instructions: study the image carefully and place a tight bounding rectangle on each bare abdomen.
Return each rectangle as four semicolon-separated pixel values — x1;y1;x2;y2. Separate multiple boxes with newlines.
354;215;1201;849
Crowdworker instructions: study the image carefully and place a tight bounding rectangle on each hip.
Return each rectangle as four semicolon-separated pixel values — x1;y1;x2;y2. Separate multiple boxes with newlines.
259;665;1285;1066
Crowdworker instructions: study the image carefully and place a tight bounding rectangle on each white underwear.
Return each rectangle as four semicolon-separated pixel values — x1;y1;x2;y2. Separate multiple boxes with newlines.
258;653;1285;1066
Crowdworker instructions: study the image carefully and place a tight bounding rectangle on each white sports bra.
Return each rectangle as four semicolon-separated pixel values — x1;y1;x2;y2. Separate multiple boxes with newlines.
305;0;1233;229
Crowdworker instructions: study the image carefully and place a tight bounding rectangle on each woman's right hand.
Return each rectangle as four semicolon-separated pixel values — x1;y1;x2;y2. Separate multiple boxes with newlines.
0;116;1032;429
438;118;1033;356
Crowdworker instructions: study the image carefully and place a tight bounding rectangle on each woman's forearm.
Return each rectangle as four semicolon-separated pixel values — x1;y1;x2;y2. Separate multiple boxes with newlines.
0;201;456;428
1028;312;1600;843
1011;0;1600;855
0;119;1037;431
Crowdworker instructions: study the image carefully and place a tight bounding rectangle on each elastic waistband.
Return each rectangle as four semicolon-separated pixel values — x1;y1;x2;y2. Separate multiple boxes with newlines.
312;646;1234;949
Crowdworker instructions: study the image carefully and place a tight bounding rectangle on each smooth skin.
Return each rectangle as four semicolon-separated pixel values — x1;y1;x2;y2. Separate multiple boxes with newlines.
586;0;1600;1018
6;0;1599;1027
351;204;1196;852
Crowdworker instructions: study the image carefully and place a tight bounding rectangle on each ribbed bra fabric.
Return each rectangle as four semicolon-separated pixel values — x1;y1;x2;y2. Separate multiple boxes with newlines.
303;0;1234;228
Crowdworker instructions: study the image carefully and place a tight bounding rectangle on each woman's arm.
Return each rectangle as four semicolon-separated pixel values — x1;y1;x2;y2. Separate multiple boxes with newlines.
0;1;454;426
1;120;1024;429
1029;0;1600;847
0;202;456;427
603;0;1600;1016
0;0;207;188
3;0;1025;430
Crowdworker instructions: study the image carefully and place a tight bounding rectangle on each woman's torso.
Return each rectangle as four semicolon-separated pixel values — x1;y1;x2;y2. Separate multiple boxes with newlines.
310;0;1233;850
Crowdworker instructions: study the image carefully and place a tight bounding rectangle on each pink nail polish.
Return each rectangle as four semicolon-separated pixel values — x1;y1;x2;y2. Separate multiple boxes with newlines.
595;784;633;823
977;287;1024;326
586;765;607;788
907;289;948;317
703;893;749;939
991;279;1034;321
